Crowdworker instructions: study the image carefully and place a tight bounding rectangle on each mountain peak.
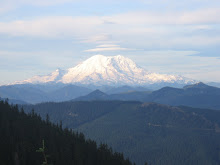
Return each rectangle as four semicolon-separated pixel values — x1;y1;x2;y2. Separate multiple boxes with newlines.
12;55;196;86
74;89;108;101
61;55;146;85
84;54;125;61
88;89;107;96
183;82;210;89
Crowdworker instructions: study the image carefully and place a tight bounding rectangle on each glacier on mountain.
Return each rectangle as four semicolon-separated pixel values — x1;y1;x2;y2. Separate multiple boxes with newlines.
14;55;196;86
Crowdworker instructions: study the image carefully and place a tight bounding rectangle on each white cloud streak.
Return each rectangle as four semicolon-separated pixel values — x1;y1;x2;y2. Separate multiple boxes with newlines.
108;8;220;25
97;44;120;48
0;8;219;49
0;8;219;36
84;44;130;52
79;34;115;44
0;16;103;38
84;47;129;52
0;0;76;13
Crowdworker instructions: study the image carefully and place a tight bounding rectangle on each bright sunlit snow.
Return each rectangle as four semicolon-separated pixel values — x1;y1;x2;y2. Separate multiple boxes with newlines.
14;55;196;86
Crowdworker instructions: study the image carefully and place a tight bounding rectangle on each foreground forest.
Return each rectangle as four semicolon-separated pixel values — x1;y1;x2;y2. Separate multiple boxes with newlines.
23;101;220;165
0;100;134;165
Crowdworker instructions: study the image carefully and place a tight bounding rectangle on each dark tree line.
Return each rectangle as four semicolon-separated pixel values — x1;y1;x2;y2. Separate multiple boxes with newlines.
0;100;134;165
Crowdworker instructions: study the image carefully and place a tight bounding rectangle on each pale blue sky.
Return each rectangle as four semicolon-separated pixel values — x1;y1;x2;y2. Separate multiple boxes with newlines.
0;0;220;85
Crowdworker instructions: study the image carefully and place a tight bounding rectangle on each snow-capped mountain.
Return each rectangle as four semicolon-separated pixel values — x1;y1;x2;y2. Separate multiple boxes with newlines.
17;68;66;84
14;55;196;86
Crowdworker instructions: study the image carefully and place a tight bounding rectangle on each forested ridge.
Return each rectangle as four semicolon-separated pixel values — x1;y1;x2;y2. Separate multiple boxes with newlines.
74;82;220;110
23;101;220;165
0;100;134;165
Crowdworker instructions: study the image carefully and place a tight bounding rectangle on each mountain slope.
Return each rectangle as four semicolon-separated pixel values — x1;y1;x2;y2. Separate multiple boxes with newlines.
0;100;133;165
148;82;220;109
75;82;220;110
75;90;108;101
0;84;48;103
76;102;220;165
0;84;92;104
105;85;150;94
0;97;27;105
48;85;92;102
15;68;66;84
14;55;196;86
22;101;220;165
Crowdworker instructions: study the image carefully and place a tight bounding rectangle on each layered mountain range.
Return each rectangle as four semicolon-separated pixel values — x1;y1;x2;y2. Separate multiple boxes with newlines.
14;55;196;86
74;82;220;110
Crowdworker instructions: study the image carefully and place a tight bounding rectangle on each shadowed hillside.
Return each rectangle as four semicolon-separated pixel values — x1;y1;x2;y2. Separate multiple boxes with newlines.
0;100;133;165
23;100;220;165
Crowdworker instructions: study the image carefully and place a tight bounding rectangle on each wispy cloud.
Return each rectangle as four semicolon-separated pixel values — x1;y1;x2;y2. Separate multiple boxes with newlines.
79;34;115;44
110;8;220;25
19;0;74;6
0;16;102;37
0;8;219;49
84;44;130;52
97;44;120;48
0;0;76;13
0;7;220;36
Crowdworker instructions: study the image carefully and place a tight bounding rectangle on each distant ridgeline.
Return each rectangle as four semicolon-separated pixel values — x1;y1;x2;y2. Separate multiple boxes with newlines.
0;100;134;165
23;100;220;165
74;82;220;110
1;82;220;111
